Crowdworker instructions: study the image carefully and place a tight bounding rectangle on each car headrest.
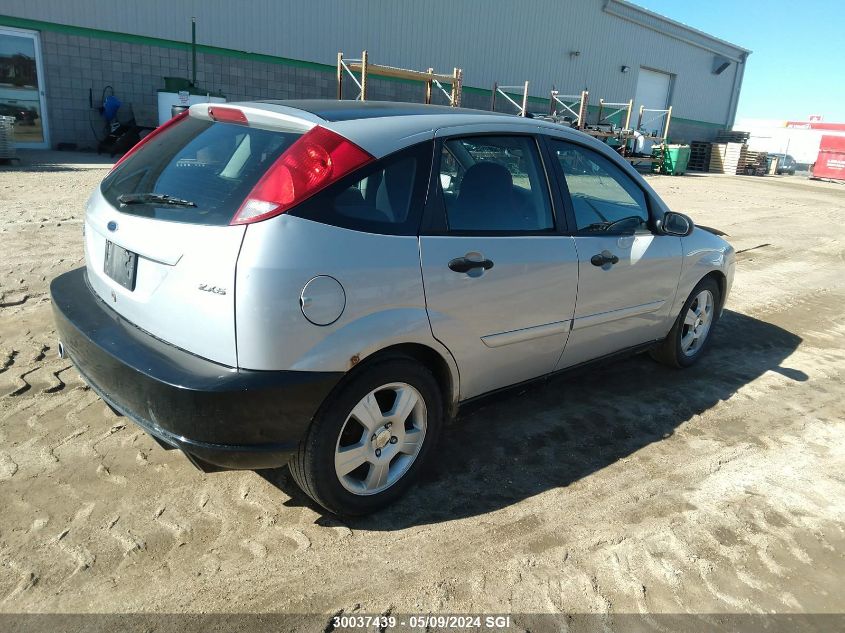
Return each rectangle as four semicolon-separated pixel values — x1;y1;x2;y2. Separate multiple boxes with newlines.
450;162;514;230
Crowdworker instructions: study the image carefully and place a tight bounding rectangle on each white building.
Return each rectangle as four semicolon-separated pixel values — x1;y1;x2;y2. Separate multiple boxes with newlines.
734;118;845;166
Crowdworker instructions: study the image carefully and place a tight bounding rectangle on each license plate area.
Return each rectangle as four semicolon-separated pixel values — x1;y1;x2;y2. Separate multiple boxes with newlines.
104;241;138;291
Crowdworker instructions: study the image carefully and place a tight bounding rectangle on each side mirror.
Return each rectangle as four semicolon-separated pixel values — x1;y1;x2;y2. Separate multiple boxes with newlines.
660;211;694;237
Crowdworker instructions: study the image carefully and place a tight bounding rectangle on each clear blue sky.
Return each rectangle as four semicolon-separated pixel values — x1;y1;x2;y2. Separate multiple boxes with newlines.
638;0;844;122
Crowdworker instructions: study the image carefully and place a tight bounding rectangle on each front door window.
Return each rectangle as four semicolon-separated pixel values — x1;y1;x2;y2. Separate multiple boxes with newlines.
550;140;650;234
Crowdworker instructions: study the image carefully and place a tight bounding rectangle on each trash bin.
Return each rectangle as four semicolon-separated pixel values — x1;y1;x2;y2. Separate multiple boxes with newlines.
157;90;226;125
654;144;691;175
163;76;192;92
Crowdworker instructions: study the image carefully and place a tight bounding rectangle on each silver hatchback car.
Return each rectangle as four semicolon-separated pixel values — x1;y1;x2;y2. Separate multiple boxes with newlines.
51;100;734;515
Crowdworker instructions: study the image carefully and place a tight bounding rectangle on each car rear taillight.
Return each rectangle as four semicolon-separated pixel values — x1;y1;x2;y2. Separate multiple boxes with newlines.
109;110;189;172
231;126;374;225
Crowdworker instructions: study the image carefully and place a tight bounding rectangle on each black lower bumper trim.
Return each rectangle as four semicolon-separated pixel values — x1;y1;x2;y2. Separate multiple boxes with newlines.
51;267;343;470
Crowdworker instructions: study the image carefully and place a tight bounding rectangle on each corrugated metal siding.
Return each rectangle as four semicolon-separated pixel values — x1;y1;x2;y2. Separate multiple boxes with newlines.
2;0;745;124
604;0;749;60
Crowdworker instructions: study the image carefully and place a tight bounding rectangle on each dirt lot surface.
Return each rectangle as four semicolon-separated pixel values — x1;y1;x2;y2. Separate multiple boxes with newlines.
1;152;843;624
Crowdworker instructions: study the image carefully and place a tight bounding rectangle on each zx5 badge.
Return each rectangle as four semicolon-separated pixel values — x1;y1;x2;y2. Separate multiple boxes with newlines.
198;284;227;295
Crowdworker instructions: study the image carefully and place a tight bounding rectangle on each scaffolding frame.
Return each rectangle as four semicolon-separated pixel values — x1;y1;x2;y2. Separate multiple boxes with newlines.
336;51;463;106
636;105;673;142
596;98;633;130
491;81;530;116
548;90;589;128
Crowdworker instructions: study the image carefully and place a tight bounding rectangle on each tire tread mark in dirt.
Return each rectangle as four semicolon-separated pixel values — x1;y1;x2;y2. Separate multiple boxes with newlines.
96;464;127;486
0;294;30;308
1;559;38;604
0;452;19;480
43;425;89;464
89;422;126;460
377;607;394;633
44;365;72;394
32;344;48;362
50;524;96;576
153;506;189;542
324;609;343;633
0;350;18;374
286;528;312;552
234;484;313;553
735;243;772;255
104;515;146;556
6;368;38;397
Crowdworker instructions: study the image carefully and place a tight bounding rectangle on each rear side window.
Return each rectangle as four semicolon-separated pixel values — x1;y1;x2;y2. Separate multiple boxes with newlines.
439;136;554;233
290;141;433;235
101;116;300;225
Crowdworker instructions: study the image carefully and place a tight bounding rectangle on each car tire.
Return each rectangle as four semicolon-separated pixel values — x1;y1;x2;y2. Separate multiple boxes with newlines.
289;356;443;516
649;277;721;368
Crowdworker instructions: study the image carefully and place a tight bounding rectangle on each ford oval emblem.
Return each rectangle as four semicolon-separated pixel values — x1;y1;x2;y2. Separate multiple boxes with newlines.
107;221;118;232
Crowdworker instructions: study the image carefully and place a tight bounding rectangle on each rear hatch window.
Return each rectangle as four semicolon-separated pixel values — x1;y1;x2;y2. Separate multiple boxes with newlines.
101;116;301;225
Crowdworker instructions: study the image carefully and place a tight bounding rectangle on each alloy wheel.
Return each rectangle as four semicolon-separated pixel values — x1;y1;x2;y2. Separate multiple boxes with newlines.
334;382;427;495
680;289;714;356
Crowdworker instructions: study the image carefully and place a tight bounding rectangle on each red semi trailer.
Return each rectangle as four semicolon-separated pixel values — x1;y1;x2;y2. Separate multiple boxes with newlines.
812;135;845;182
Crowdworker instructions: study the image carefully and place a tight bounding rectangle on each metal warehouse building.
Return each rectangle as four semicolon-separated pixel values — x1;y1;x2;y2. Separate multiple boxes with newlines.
0;0;749;150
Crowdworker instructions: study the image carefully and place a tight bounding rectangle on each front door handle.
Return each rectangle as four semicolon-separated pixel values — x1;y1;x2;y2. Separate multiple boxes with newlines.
448;257;494;273
590;251;620;267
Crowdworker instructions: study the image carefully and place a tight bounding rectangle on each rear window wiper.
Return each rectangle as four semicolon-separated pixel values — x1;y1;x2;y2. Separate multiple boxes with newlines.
118;193;197;208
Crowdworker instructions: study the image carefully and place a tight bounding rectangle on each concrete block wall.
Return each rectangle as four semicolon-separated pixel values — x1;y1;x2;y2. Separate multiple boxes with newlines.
41;31;192;149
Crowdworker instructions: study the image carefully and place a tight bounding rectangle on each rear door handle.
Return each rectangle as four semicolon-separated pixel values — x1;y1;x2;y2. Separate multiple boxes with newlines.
448;257;494;273
590;251;620;267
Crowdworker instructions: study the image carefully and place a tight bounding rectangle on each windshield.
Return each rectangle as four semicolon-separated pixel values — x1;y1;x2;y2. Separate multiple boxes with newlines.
101;116;300;225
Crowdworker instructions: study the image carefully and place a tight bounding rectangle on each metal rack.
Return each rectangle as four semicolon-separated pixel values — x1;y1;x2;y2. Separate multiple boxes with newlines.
548;89;589;128
595;98;633;132
336;51;463;106
491;81;530;116
636;105;673;142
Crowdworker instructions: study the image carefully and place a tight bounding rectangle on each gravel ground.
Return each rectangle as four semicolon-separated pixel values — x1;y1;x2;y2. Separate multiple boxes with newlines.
0;152;843;626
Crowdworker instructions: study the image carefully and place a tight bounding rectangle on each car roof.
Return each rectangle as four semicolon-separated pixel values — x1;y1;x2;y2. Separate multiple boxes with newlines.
224;99;656;185
258;99;512;122
234;99;588;154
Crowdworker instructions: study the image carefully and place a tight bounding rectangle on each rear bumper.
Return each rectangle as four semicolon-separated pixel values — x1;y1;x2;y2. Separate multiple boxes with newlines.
50;267;343;470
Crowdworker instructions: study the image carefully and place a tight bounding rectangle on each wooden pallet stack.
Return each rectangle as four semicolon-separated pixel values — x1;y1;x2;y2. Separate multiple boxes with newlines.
688;141;712;172
715;130;750;144
690;132;769;176
740;150;768;176
709;142;747;174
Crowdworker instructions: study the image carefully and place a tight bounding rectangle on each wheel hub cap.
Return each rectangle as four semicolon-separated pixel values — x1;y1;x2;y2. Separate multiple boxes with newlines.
373;427;392;450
